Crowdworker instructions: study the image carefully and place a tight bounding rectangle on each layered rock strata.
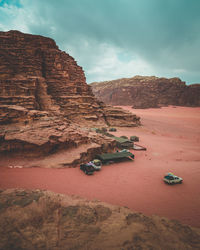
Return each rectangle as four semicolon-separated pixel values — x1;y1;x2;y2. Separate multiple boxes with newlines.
0;111;117;167
0;30;140;125
91;76;200;108
0;189;200;250
0;31;140;162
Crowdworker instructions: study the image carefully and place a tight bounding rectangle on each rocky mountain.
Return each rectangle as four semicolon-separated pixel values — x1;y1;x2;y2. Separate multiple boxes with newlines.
0;31;140;165
0;189;199;250
0;30;140;125
91;76;200;108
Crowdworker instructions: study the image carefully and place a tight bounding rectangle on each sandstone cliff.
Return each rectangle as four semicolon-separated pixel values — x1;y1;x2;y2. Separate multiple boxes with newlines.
91;76;200;108
0;31;140;164
0;30;140;125
0;189;199;250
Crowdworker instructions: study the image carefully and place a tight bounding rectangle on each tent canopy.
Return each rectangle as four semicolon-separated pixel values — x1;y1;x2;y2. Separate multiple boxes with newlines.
96;151;134;162
113;136;131;143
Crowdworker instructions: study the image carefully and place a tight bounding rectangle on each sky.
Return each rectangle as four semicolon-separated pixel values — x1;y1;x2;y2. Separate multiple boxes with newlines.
0;0;200;84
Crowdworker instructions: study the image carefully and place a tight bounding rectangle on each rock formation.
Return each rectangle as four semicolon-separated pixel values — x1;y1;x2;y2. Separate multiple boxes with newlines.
0;189;199;250
0;30;140;165
91;76;200;108
0;30;140;125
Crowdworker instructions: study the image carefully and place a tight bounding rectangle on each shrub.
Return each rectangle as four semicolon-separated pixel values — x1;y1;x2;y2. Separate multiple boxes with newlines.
109;128;117;132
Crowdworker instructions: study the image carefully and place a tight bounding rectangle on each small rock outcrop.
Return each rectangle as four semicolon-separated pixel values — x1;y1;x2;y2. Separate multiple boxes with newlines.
91;76;200;108
0;189;199;250
0;31;140;164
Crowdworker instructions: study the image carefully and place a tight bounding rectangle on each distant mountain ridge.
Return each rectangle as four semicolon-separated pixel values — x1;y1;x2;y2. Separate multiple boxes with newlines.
91;76;200;108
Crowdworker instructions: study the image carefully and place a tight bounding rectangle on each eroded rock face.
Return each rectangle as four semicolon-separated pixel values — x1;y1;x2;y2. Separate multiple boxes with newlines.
0;30;140;125
91;76;200;108
0;30;140;163
0;189;199;250
0;108;117;167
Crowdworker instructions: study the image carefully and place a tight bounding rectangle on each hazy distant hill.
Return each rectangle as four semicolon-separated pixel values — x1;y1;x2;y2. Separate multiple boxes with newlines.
91;76;200;108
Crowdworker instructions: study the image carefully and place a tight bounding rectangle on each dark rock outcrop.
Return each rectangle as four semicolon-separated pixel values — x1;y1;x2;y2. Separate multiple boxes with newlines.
0;31;140;163
0;189;200;250
91;76;200;108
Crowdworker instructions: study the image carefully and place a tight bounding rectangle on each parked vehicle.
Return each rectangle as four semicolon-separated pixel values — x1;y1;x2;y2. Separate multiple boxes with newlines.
163;173;183;184
80;164;95;175
89;159;102;171
85;160;102;171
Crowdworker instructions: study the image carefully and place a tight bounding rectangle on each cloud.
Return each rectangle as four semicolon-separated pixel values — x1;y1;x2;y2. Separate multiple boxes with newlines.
71;43;155;82
0;0;200;83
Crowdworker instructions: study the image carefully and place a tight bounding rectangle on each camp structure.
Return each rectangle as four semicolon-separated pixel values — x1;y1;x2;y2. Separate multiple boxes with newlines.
113;136;133;149
96;151;135;164
133;144;147;151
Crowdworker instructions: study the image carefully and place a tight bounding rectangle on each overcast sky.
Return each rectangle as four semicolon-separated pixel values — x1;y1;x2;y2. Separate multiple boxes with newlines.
0;0;200;84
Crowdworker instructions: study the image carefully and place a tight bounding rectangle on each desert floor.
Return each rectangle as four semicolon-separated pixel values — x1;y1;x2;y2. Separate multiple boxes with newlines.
0;106;200;227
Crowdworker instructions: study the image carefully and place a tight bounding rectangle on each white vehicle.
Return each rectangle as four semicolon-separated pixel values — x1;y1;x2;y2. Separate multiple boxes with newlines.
88;159;102;171
163;173;183;185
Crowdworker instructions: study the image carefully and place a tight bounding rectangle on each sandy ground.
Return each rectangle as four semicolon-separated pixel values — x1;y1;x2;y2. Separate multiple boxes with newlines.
0;106;200;227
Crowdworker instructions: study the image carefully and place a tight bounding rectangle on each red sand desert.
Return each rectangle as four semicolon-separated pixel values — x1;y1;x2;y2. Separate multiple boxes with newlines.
0;106;200;227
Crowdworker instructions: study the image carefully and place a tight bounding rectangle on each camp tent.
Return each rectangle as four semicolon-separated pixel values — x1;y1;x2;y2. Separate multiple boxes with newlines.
96;151;134;164
113;136;133;149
